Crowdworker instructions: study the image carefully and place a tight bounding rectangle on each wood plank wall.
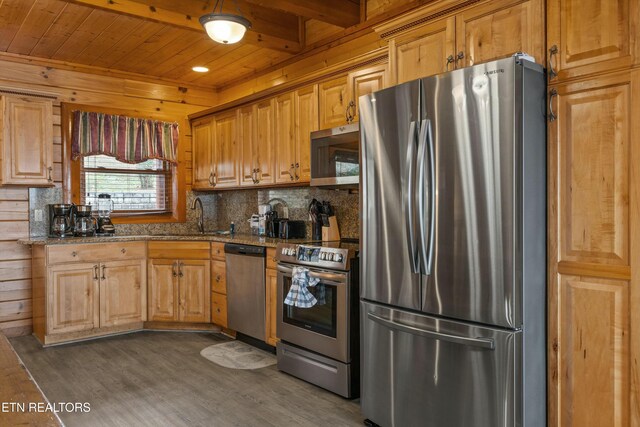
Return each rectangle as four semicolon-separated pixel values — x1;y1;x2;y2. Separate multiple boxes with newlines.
0;58;215;337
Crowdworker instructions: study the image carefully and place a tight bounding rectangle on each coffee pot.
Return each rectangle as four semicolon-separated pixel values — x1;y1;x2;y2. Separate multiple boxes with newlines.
73;205;96;237
48;204;75;238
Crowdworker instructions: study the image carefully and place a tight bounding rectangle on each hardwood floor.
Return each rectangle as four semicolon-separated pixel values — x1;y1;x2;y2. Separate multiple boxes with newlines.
9;332;362;427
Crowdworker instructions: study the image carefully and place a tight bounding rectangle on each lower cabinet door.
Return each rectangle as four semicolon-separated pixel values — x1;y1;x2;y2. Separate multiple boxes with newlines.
100;259;146;327
178;259;211;323
211;292;227;328
48;263;99;334
265;267;279;346
148;259;178;321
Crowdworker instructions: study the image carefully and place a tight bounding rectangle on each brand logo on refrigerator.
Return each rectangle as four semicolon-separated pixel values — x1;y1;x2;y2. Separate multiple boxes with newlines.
484;69;505;76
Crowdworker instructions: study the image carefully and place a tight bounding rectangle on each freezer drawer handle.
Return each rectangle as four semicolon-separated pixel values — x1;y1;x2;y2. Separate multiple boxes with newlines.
367;312;495;350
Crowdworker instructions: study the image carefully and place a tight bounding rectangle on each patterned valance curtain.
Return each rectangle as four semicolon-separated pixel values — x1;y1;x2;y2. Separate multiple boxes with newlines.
71;110;179;164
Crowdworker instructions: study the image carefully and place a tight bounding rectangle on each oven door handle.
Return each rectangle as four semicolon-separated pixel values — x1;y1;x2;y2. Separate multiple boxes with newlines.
277;264;347;284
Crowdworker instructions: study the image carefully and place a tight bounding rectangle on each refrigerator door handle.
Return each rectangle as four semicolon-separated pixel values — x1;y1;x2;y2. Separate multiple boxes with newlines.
405;120;419;274
416;119;435;275
367;312;495;350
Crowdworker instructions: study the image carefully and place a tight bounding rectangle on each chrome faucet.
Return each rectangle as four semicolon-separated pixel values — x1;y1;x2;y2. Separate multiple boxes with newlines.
191;197;204;234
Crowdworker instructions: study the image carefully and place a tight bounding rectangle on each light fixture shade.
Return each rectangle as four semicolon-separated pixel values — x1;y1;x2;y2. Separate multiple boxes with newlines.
200;13;251;44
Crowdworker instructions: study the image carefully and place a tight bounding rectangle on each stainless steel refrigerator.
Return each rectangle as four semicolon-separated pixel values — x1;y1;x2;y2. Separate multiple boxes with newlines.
358;55;546;427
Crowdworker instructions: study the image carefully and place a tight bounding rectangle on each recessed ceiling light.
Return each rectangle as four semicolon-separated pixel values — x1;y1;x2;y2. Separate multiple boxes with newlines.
192;66;209;73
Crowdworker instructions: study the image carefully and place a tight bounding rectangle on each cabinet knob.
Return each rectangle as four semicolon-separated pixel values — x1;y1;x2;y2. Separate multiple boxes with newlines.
216;275;221;282
71;251;78;257
121;248;126;254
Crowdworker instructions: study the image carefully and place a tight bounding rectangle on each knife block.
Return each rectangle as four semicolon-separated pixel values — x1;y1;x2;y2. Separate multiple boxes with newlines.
322;216;340;242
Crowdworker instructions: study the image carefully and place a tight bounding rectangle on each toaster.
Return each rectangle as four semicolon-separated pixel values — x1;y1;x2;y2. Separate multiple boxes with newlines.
278;220;306;239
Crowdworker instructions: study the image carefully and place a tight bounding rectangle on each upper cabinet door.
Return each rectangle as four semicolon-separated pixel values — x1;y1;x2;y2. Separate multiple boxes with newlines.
455;0;544;67
192;117;214;190
254;99;276;186
275;92;297;184
294;84;318;183
389;17;456;85
347;64;388;123
319;75;348;129
547;0;638;82
213;110;240;189
239;105;256;187
1;96;53;186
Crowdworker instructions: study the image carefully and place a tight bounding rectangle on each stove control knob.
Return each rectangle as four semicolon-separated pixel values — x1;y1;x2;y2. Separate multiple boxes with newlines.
281;248;287;255
319;252;325;260
335;253;343;262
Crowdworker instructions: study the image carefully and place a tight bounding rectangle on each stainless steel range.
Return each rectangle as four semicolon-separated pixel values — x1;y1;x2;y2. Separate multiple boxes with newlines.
275;240;359;398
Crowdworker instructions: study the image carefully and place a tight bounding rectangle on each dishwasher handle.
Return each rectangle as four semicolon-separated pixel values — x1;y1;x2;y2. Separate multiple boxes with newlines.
224;243;266;257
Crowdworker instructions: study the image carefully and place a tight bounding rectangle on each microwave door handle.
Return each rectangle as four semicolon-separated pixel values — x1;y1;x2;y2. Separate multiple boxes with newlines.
367;312;495;350
405;121;419;274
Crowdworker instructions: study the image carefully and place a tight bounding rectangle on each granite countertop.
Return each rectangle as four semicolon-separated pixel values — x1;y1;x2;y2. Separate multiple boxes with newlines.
18;233;311;248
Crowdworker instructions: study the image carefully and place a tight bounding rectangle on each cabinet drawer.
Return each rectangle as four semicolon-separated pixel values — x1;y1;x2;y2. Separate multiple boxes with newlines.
148;241;210;259
266;248;277;270
47;242;145;265
211;292;227;328
211;260;227;294
211;242;225;260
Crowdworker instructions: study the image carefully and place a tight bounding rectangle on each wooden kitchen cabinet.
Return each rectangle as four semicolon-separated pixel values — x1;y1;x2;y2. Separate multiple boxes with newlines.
319;75;348;129
346;64;387;123
35;242;147;345
192;117;214;190
99;259;146;327
265;248;279;346
210;242;227;328
240;100;276;187
547;0;638;82
147;260;211;323
48;262;99;334
547;70;638;427
455;0;544;68
389;17;455;84
293;84;318;183
1;95;53;186
148;242;211;324
275;92;297;184
212;110;240;189
191;111;240;190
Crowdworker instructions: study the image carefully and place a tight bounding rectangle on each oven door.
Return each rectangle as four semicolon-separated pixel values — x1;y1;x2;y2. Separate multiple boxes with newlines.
276;264;349;362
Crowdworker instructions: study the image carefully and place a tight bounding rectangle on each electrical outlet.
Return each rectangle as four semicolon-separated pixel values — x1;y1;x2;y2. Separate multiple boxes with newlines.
35;209;43;222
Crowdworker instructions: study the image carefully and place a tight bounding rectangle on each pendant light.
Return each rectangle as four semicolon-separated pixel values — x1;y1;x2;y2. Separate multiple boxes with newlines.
199;0;252;45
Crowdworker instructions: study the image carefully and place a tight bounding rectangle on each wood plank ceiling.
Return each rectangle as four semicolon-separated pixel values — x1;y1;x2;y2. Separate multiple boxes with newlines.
0;0;361;89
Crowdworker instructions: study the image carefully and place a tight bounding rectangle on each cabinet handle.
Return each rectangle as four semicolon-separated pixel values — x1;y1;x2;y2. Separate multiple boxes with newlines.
445;54;455;71
101;265;106;280
178;261;184;278
294;163;299;181
208;172;214;186
345;101;356;124
93;265;99;281
549;88;558;122
548;45;558;79
455;51;465;65
212;172;217;187
288;164;295;181
47;166;53;183
172;261;177;277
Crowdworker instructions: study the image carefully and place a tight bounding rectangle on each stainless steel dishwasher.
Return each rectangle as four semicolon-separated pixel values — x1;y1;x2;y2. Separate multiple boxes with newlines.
225;243;266;341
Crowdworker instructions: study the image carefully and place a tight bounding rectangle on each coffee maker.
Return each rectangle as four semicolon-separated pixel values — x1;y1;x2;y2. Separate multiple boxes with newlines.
48;204;75;238
74;205;96;237
97;193;115;235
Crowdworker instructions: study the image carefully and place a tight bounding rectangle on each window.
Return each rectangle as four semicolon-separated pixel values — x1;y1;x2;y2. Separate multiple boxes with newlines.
81;155;172;213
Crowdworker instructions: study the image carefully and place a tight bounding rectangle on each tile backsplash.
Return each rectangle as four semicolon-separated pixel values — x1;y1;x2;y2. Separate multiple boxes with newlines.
29;186;360;240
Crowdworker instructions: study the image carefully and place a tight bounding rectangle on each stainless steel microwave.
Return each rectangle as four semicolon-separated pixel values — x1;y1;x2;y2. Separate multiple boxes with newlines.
310;123;360;188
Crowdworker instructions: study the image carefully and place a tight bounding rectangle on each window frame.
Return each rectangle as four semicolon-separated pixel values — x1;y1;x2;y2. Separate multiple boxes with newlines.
61;103;186;224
